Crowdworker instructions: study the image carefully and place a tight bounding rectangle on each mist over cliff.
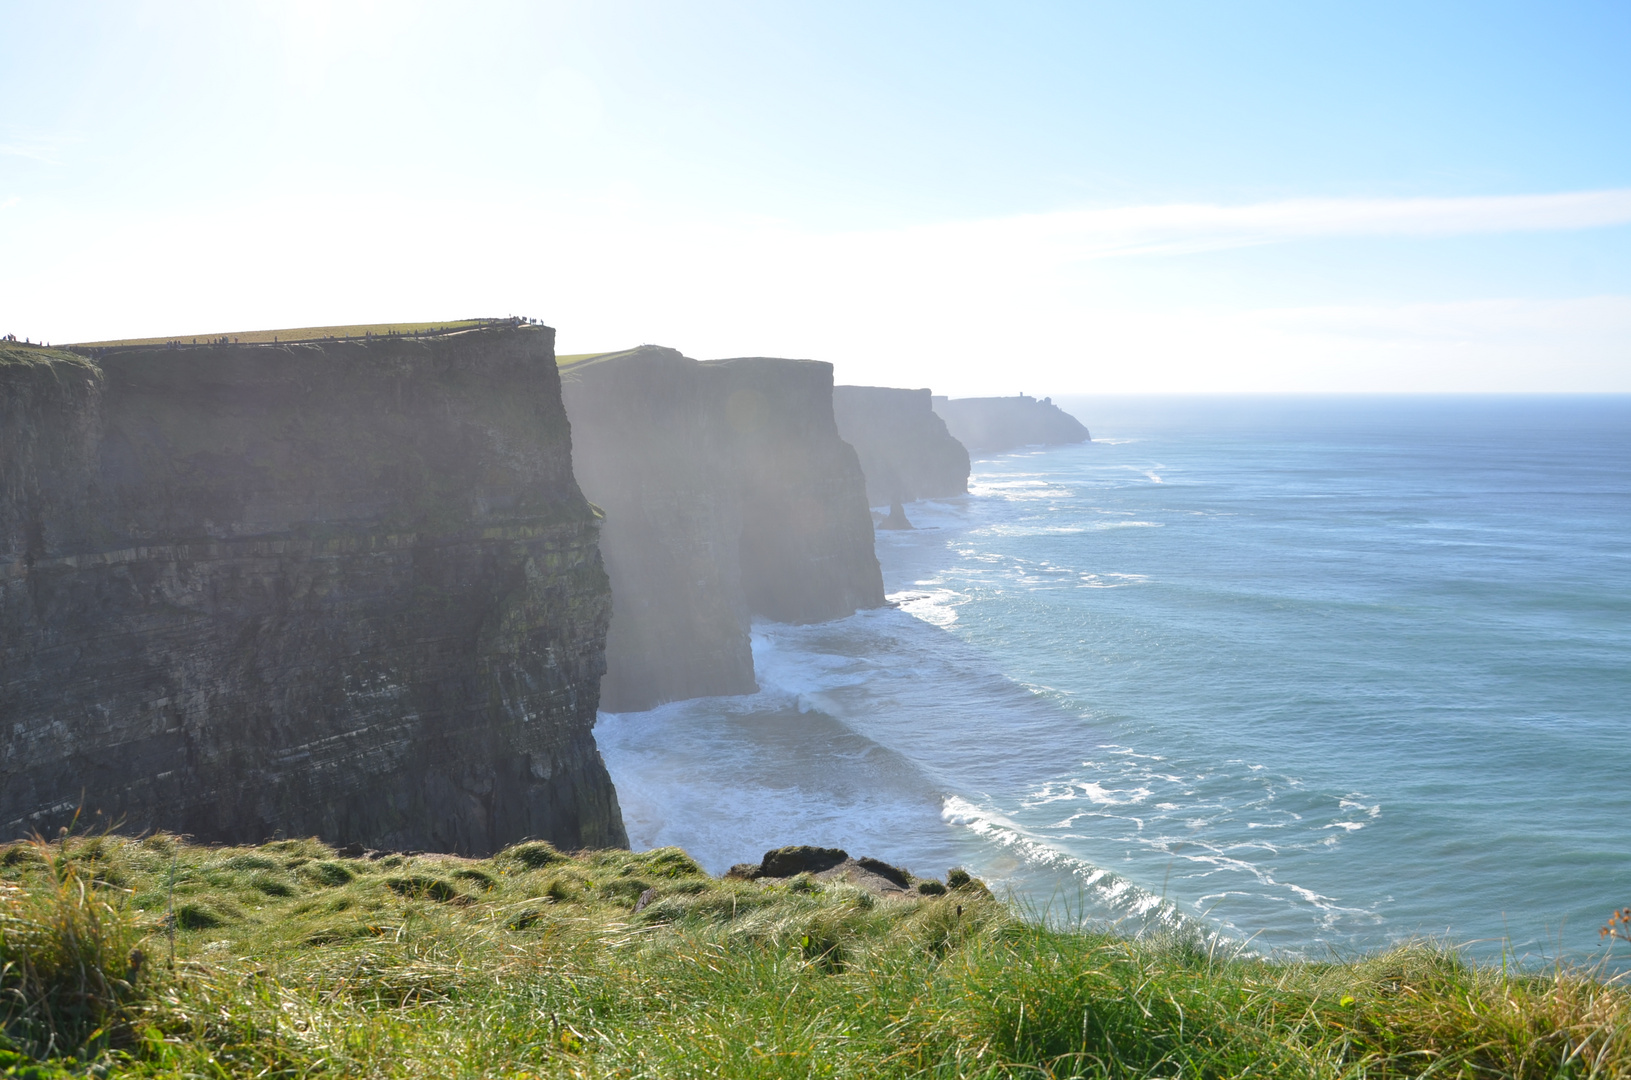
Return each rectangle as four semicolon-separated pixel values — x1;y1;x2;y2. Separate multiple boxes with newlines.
0;326;626;854
558;347;757;713
713;357;886;624
561;346;884;713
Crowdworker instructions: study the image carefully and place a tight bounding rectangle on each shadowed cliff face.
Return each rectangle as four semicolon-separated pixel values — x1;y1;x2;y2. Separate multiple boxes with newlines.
560;348;757;713
707;357;885;625
0;329;627;854
931;394;1091;453
560;348;884;713
833;386;971;506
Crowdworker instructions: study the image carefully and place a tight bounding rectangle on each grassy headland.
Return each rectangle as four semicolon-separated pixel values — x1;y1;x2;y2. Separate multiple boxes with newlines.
0;343;100;370
68;320;501;349
557;349;637;369
2;833;1627;1078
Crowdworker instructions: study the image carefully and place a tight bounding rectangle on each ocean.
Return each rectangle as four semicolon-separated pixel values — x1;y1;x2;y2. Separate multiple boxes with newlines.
595;394;1631;967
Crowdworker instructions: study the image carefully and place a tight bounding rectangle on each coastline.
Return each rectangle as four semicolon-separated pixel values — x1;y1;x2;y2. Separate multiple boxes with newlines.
601;398;1631;970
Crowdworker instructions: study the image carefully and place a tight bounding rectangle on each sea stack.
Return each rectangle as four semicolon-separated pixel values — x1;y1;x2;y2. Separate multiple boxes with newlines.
878;500;914;530
0;326;626;854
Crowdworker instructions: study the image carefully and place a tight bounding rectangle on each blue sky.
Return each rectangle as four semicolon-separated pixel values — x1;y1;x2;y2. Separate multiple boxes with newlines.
3;1;1629;392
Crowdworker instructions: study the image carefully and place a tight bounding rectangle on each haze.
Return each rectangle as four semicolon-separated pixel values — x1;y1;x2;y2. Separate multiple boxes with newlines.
3;1;1629;393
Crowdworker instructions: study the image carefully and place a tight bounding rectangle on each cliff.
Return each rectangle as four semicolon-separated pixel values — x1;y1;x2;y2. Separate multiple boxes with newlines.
560;347;884;712
931;394;1091;453
0;327;626;854
709;357;885;625
832;385;970;506
558;347;756;713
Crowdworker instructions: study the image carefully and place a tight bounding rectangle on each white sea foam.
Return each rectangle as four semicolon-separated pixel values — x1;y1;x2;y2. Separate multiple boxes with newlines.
983;524;1089;537
1116;464;1167;484
967;476;1070;502
888;588;966;627
1086;782;1152;805
940;796;1236;942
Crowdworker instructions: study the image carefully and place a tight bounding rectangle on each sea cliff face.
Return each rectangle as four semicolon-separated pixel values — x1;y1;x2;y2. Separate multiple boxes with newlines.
832;385;970;506
709;357;885;625
0;328;626;854
559;347;756;713
931;394;1091;453
561;347;884;713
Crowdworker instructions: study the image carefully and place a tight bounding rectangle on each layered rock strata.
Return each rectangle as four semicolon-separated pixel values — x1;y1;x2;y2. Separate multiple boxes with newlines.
560;347;884;712
832;385;970;506
932;394;1091;452
0;327;626;854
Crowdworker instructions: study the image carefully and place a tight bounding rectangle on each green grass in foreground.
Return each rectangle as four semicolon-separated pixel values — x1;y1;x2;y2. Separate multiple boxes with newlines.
69;320;498;348
2;834;1628;1078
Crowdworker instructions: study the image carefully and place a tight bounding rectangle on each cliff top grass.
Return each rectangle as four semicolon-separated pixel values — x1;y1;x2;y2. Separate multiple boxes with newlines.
557;347;640;369
3;833;1628;1079
68;319;512;349
0;343;98;371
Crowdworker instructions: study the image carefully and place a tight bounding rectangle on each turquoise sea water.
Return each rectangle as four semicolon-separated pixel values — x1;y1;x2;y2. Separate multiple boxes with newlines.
597;395;1631;966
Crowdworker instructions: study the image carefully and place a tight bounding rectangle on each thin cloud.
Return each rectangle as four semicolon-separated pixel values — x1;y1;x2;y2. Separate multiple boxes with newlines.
882;188;1631;263
0;133;77;165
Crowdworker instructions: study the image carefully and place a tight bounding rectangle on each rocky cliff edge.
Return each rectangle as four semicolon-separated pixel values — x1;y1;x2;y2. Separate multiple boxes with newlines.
0;327;626;853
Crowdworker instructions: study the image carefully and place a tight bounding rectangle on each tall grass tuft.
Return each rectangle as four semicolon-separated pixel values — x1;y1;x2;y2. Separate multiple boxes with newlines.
0;836;149;1059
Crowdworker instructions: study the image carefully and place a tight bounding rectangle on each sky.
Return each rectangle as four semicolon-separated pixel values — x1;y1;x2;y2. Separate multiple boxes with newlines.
2;1;1629;394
